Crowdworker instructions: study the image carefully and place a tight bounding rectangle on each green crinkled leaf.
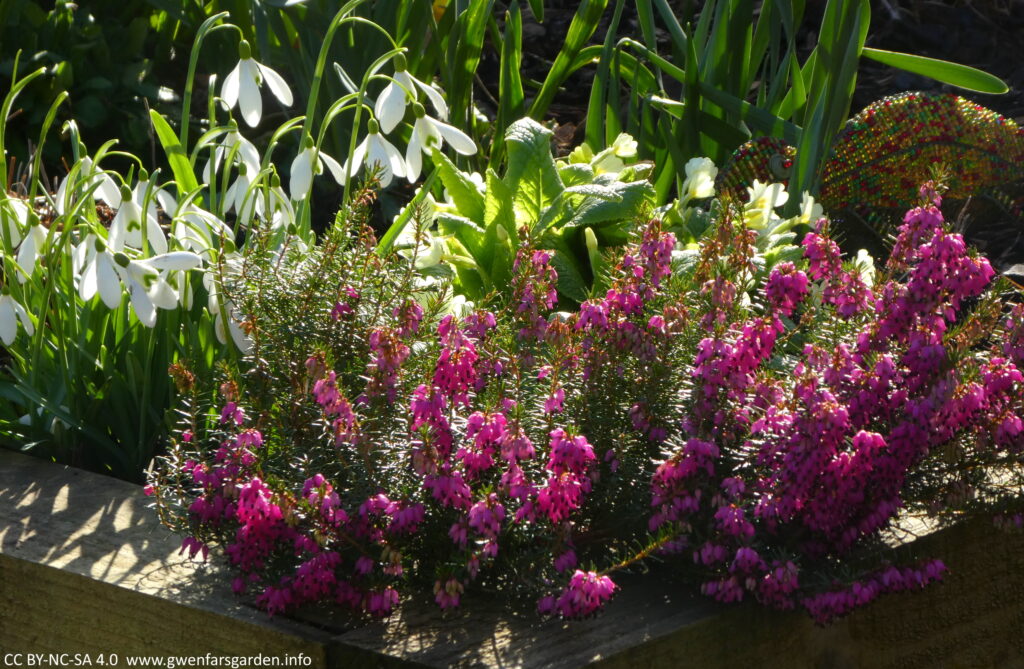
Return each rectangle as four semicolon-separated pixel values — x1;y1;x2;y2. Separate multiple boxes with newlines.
563;179;653;229
504;118;564;229
564;183;624;200
436;213;491;288
558;162;596;187
484;168;516;244
432;148;486;225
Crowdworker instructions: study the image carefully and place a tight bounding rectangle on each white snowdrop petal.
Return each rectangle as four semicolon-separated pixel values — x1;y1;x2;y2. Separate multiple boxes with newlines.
221;62;242;108
149;278;179;310
80;255;99;301
405;127;423;183
319;150;347;186
289;149;314;201
238;60;263;127
144;251;203;271
415;79;449;121
258;63;294;107
0;298;17;346
96;254;123;310
375;81;407;135
435;120;477;156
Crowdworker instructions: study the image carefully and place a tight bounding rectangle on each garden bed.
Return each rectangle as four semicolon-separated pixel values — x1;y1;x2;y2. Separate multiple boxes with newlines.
2;447;1023;668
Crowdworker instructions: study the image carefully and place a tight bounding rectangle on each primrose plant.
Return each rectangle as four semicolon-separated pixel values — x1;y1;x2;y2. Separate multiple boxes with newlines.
0;4;477;479
384;118;656;308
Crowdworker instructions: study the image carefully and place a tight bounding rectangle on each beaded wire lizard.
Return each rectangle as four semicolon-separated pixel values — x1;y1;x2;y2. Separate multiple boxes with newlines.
718;92;1024;281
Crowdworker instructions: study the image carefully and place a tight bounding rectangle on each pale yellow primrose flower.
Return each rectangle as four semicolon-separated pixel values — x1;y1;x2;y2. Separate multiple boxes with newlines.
796;192;824;226
743;179;788;230
854;249;876;288
682;157;717;200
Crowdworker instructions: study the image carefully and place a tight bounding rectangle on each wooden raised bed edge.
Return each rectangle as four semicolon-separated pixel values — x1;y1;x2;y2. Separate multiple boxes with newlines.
2;448;1023;668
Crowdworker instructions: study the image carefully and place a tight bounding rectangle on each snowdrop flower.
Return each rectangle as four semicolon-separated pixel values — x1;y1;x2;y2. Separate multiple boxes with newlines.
742;179;788;230
204;253;251;353
221;40;294;128
223;162;264;219
172;203;229;254
1;196;28;248
405;102;477;182
375;53;448;134
202;122;261;184
54;155;122;215
681;157;718;201
289;137;346;202
108;251;203;327
108;184;168;255
16;223;48;284
77;235;123;309
0;293;34;346
343;119;406;188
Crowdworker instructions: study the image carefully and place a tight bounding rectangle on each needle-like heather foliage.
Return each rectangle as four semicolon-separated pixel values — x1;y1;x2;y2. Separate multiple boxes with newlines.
148;184;1024;624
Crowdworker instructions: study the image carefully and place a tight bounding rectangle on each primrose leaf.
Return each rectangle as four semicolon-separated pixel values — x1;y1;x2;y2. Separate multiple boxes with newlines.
504;118;564;229
563;180;654;229
431;148;486;225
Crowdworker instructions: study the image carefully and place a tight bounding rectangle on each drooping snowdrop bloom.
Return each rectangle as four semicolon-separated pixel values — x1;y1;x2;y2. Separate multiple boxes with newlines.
289;137;346;202
172;203;230;254
221;40;294;128
742;179;788;230
108;251;204;327
204;253;251;353
374;53;448;134
405;102;477;182
0;293;34;346
77;235;123;310
223;162;264;219
54;155;122;215
108;184;168;255
201;122;261;185
343;119;406;188
16;223;48;284
0;196;29;248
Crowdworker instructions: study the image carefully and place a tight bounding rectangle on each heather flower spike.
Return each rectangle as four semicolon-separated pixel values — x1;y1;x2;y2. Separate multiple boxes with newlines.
375;53;449;134
221;40;294;127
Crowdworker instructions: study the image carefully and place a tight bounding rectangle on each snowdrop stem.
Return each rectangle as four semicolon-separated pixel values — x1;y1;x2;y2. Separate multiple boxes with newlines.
300;1;376;149
180;13;234;154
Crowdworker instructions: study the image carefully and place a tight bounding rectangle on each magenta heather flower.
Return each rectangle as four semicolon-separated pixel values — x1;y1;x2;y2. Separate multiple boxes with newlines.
765;262;809;316
434;577;464;610
549;570;617;618
433;315;478;406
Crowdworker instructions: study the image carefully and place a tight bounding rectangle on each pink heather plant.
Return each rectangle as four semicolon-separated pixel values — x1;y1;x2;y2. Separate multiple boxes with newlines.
149;186;1024;625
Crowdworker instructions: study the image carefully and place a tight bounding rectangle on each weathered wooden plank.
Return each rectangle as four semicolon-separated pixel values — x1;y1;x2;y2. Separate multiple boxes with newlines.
0;449;331;659
3;447;1024;668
